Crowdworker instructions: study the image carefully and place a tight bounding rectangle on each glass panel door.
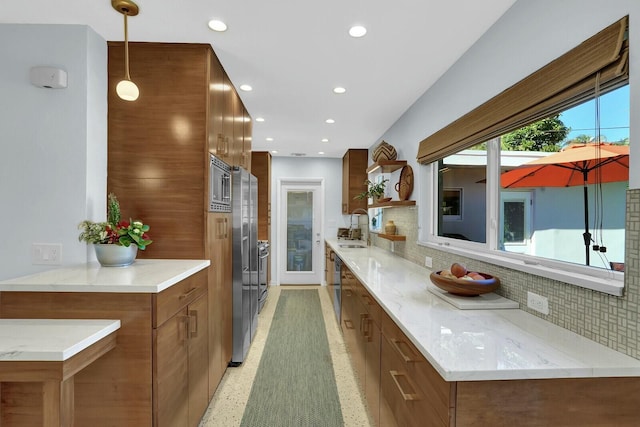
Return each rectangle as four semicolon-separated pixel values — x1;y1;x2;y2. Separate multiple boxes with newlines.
286;191;313;272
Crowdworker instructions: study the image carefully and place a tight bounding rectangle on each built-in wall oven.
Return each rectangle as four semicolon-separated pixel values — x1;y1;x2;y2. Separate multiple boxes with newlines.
209;154;231;212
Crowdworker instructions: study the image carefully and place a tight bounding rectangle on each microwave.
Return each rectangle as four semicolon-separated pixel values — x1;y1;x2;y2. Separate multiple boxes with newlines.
209;154;231;212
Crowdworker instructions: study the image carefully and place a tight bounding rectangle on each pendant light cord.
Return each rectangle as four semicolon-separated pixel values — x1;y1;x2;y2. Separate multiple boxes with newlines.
124;13;131;80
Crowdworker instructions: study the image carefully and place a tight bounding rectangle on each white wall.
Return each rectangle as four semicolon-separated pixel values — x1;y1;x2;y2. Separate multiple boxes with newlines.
0;24;107;280
377;0;639;191
270;156;347;284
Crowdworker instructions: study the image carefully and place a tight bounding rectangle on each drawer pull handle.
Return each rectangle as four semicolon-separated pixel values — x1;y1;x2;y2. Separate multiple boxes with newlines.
390;370;420;401
179;287;198;300
189;310;198;338
344;319;354;330
390;338;419;363
359;313;368;332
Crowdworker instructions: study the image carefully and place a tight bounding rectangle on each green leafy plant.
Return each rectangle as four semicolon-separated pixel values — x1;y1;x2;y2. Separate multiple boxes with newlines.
78;193;152;250
354;179;389;200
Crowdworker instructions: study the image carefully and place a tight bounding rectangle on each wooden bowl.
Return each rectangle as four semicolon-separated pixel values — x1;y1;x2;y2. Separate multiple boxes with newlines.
429;271;500;296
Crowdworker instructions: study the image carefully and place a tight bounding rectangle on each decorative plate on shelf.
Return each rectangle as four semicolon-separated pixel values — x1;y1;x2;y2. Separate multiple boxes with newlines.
395;165;414;201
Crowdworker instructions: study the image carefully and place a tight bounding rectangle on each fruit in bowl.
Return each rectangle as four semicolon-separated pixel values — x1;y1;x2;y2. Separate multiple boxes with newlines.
430;263;500;296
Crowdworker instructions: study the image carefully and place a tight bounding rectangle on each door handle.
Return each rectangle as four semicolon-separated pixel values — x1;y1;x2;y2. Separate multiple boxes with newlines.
189;310;198;338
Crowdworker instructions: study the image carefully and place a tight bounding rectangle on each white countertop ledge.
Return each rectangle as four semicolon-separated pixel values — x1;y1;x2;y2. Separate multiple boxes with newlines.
0;319;120;361
326;239;640;382
0;259;210;293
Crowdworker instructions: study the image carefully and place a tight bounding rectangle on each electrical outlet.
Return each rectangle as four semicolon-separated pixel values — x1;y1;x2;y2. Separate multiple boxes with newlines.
424;256;433;268
527;291;549;315
32;243;62;265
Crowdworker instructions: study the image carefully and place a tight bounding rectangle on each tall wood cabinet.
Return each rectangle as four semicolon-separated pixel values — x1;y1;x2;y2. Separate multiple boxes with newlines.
108;42;249;404
342;149;369;214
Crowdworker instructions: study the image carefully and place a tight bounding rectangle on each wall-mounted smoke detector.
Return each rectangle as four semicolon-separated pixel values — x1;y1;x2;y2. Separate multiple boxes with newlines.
29;66;67;89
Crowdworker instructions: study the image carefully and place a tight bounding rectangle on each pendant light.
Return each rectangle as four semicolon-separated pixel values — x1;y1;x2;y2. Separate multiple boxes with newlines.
112;0;139;101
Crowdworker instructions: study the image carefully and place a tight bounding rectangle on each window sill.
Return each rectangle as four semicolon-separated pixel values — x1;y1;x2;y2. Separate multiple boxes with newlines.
419;241;624;296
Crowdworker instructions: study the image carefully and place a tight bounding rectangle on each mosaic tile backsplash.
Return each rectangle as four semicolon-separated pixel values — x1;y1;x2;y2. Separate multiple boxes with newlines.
372;189;640;360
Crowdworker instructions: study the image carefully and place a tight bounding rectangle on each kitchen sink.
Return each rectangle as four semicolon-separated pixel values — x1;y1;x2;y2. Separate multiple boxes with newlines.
339;244;366;249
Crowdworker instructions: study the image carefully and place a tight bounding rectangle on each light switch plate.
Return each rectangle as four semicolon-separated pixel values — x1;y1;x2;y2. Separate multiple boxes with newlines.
32;243;62;265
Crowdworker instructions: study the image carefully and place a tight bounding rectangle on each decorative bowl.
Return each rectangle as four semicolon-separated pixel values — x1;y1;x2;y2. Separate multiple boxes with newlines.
429;271;500;296
377;197;392;203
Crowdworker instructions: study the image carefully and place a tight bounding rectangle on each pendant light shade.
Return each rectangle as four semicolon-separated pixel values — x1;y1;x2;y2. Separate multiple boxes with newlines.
112;0;139;102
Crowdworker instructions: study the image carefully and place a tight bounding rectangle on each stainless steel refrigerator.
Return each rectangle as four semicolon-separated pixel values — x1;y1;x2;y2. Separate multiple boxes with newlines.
230;167;258;365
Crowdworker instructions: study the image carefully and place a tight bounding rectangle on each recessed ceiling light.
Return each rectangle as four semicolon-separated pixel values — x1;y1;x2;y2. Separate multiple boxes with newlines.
208;20;228;32
271;150;278;154
266;137;274;141
325;119;335;124
255;117;265;122
239;84;253;92
333;87;346;94
349;25;367;38
318;151;325;155
321;138;329;143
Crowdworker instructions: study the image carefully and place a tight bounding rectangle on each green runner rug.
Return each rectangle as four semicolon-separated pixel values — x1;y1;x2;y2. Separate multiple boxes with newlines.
240;289;343;427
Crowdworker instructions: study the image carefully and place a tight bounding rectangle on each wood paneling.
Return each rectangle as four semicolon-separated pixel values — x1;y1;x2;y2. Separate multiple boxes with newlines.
1;292;153;426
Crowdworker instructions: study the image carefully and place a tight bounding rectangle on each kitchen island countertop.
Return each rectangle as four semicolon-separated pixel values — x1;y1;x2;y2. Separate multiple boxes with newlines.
327;238;640;382
0;259;210;293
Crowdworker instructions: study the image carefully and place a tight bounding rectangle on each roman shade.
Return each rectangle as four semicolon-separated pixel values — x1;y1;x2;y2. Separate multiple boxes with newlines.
417;16;629;165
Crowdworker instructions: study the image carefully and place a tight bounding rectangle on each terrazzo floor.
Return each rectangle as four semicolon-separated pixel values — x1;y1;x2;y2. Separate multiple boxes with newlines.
199;285;372;427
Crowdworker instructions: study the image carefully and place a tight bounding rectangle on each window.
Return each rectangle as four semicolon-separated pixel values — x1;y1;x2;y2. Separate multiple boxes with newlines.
417;17;629;295
424;85;629;294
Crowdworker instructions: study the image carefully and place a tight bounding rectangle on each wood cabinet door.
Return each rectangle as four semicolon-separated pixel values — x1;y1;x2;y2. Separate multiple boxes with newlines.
209;51;226;158
364;314;382;426
155;308;189;427
208;213;232;395
188;295;209;427
342;149;368;214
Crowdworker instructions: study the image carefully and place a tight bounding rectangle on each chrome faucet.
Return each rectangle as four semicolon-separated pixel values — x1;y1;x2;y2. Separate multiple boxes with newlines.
350;208;370;246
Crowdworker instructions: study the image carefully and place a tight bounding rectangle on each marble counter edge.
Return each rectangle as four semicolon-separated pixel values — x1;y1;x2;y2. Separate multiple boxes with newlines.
0;259;211;293
326;239;640;382
0;319;121;362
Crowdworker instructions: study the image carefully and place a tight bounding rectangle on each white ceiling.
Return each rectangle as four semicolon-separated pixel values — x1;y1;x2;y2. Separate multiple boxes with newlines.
3;0;516;158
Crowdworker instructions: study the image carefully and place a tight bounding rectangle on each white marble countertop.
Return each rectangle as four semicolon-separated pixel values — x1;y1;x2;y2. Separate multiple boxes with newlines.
0;319;120;361
0;259;210;293
327;239;640;381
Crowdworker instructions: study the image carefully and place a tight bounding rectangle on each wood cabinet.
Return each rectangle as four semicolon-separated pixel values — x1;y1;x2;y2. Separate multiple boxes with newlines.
341;264;382;425
154;287;208;427
342;149;369;214
0;269;208;427
381;311;453;427
252;151;272;242
207;212;232;395
325;243;335;303
108;42;246;401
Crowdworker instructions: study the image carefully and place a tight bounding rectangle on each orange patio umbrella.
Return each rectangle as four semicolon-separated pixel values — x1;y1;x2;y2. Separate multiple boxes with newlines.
500;143;629;265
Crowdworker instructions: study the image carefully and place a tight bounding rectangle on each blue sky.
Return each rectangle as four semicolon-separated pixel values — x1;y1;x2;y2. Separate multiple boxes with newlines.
560;85;630;143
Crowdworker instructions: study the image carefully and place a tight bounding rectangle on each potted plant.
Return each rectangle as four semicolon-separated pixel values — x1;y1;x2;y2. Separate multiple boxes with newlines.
78;193;152;266
354;178;389;203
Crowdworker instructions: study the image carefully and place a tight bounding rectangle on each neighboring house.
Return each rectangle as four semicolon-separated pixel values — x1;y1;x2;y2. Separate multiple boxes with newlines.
441;150;626;269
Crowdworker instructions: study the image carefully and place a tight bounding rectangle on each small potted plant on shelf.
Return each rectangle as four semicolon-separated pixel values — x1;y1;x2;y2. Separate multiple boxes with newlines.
354;178;389;203
78;193;152;267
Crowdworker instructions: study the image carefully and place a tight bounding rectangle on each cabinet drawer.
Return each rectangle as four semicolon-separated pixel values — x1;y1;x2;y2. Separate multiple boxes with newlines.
382;312;453;426
355;281;381;327
154;269;207;328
